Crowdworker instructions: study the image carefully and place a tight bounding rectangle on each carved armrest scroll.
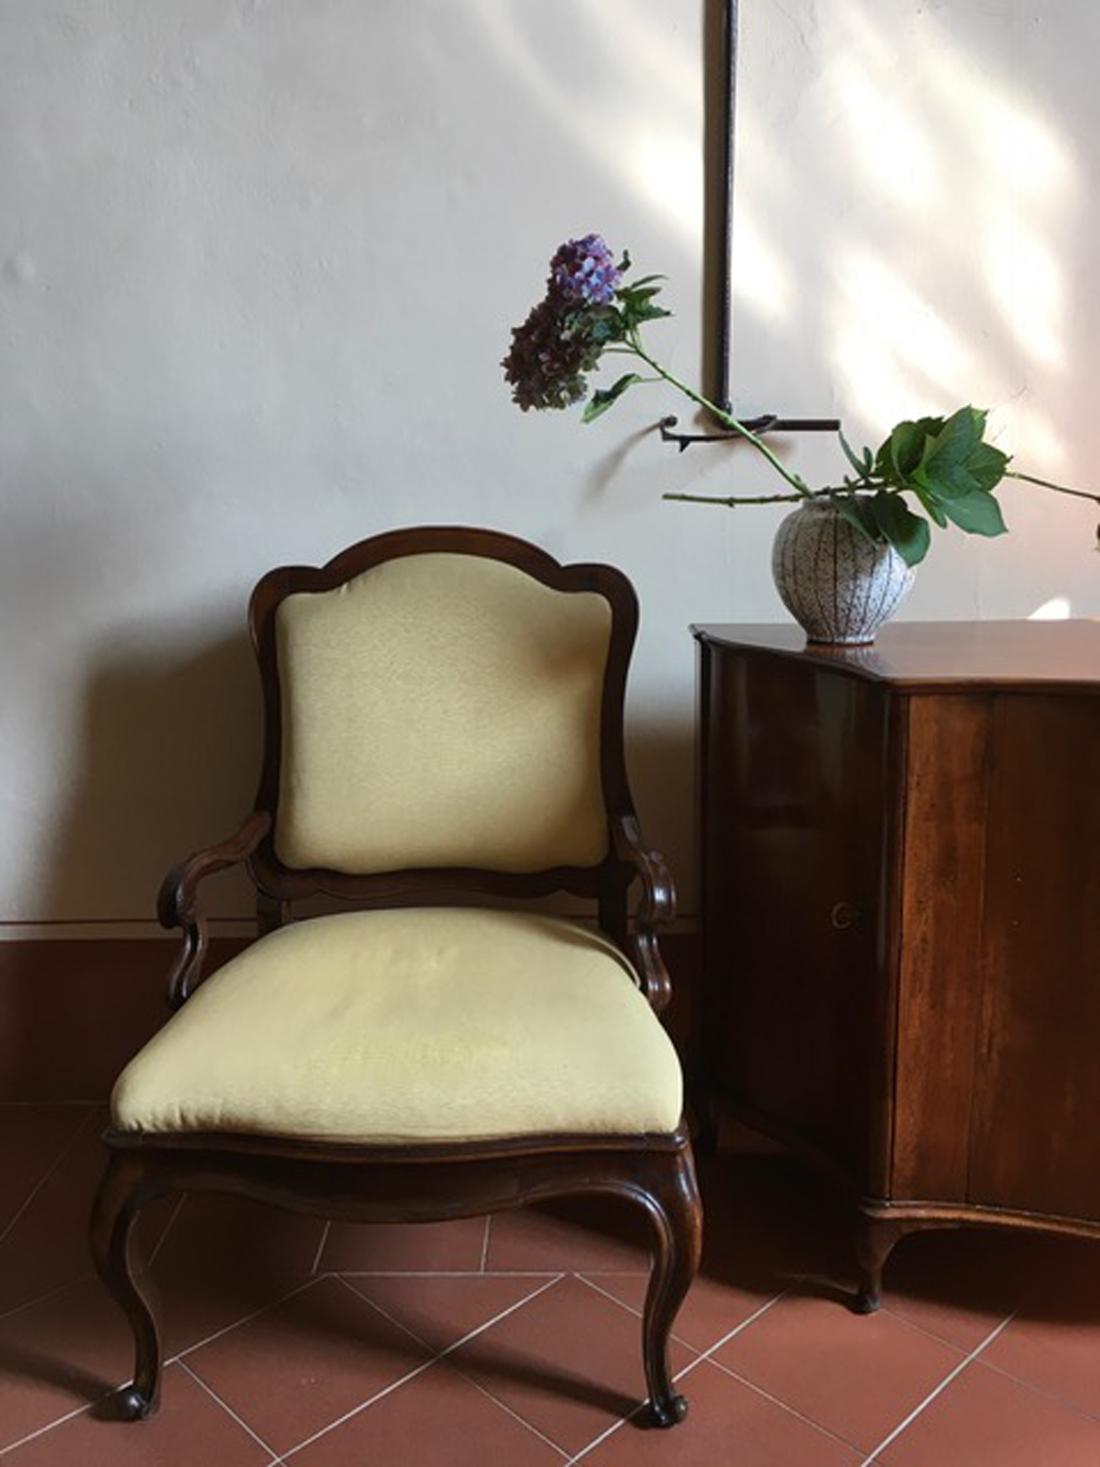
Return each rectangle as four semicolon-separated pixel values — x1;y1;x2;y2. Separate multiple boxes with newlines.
157;810;272;1009
610;814;677;1012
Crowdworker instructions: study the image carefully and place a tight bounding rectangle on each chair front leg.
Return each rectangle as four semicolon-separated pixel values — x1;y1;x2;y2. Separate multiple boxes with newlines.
639;1145;703;1426
89;1151;166;1419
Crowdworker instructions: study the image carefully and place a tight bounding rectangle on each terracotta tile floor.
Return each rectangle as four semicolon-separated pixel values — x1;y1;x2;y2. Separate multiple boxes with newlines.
2;1105;1100;1464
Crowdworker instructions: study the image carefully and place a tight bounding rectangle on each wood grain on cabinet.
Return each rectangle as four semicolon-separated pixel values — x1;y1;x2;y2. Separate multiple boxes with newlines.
694;621;1100;1311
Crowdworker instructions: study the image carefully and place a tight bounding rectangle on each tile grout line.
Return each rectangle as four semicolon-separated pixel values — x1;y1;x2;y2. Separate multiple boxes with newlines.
272;1273;567;1461
575;1273;705;1354
859;1310;1018;1465
479;1215;492;1272
179;1357;284;1461
279;1354;440;1460
0;1272;95;1325
567;1291;787;1464
451;1368;573;1461
337;1270;565;1361
974;1354;1100;1426
0;1107;96;1247
0;1396;103;1458
336;1269;562;1279
170;1277;322;1365
338;1271;571;1460
1;1275;325;1455
310;1220;332;1275
705;1355;873;1455
148;1194;188;1268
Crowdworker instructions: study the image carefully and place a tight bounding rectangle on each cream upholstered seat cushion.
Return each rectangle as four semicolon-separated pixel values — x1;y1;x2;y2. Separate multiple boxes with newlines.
274;553;612;875
111;909;683;1144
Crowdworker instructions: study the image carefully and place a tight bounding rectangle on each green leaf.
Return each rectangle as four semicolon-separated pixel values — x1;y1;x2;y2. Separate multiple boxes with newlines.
869;490;932;566
921;406;983;477
914;458;981;501
833;494;879;545
838;429;872;481
873;416;940;480
582;373;643;423
967;441;1011;492
586;312;623;345
910;480;948;527
627;273;666;289
939;489;1008;537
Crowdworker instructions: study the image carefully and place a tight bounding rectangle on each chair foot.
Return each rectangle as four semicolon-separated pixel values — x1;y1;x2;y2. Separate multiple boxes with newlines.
648;1391;689;1428
90;1152;165;1421
639;1148;702;1433
102;1384;158;1421
851;1286;881;1315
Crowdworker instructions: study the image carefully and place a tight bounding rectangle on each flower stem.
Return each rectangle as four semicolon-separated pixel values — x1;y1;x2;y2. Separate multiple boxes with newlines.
663;487;832;507
1005;470;1100;506
626;337;812;497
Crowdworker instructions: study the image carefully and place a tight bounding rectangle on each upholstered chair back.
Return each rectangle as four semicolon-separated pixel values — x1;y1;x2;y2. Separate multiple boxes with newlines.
271;550;614;875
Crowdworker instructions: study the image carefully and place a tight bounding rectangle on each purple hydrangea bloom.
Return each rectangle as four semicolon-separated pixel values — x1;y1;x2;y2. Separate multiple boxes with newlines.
501;297;603;412
548;233;622;306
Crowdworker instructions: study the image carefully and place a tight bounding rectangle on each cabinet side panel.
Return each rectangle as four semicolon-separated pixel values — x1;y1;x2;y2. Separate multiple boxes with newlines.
700;647;893;1191
892;695;991;1200
969;694;1100;1221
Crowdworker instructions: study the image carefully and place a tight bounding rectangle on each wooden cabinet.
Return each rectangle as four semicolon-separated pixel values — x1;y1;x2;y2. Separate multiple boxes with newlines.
694;621;1100;1309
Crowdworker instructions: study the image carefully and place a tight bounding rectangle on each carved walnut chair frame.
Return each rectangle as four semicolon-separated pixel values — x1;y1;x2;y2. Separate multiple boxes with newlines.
90;526;702;1428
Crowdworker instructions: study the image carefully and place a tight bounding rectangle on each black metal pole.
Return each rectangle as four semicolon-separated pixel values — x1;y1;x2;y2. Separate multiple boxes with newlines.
671;0;839;448
714;0;737;415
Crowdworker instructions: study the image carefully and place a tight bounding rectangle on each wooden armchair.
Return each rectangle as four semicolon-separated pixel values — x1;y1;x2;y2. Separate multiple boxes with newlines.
91;526;701;1428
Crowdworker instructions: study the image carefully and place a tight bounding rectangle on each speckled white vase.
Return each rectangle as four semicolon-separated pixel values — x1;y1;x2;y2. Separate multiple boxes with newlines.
771;500;914;645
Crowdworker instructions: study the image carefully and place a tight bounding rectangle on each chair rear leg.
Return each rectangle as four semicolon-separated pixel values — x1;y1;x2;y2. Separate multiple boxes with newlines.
89;1151;164;1419
639;1146;703;1427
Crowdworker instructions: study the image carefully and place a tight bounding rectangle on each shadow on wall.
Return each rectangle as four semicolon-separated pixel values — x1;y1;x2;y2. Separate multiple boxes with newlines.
625;719;698;920
43;629;262;922
0;630;262;1098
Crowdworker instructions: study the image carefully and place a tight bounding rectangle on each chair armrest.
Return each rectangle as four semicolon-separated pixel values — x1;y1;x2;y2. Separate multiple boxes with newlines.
610;814;677;1012
157;810;272;1009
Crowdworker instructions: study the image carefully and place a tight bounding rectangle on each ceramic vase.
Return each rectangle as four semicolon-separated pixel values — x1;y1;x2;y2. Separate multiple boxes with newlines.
771;499;914;645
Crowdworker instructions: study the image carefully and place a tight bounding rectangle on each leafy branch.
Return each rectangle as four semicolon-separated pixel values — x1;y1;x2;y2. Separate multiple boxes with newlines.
504;235;1098;567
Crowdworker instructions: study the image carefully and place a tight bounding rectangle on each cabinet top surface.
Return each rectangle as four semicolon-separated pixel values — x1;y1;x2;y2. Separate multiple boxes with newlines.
692;620;1100;690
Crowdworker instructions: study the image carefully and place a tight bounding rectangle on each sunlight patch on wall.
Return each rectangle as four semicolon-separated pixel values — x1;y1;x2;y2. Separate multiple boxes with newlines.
624;129;703;248
824;57;938;206
1028;595;1072;620
992;404;1069;475
920;28;1075;207
731;205;794;323
983;215;1066;370
828;247;978;423
818;0;1079;438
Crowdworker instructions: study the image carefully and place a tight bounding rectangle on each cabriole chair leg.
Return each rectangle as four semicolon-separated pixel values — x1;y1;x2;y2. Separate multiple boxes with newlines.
640;1149;703;1427
89;1152;164;1420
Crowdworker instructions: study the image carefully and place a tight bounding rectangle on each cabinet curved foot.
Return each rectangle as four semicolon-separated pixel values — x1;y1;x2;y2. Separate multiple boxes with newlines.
852;1285;881;1315
853;1215;906;1316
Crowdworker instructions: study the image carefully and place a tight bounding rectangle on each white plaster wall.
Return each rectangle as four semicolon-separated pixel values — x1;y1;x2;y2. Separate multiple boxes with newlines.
0;0;1096;923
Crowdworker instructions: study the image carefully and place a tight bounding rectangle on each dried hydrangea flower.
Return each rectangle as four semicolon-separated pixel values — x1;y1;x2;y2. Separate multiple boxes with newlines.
548;233;622;306
501;297;603;412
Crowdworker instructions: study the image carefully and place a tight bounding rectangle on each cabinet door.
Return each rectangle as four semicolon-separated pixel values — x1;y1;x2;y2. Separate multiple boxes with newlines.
700;648;899;1192
892;695;992;1202
968;694;1100;1222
